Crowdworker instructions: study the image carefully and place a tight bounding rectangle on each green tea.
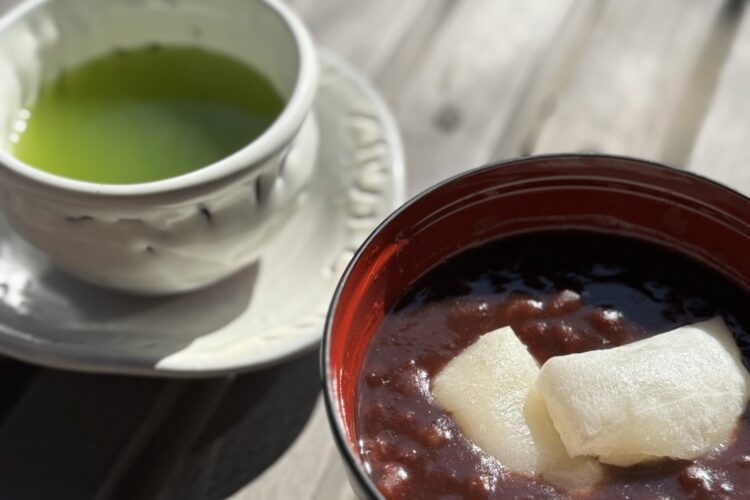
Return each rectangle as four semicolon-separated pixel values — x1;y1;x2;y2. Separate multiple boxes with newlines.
10;46;284;184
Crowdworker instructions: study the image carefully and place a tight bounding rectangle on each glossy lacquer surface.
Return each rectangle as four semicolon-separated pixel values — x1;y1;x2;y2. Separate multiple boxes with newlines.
324;155;750;499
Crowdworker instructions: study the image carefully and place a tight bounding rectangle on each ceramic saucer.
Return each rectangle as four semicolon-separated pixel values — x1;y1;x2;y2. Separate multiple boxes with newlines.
0;51;405;377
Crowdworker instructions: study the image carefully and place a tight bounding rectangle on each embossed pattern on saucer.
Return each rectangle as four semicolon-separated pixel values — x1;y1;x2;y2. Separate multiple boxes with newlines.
0;51;405;376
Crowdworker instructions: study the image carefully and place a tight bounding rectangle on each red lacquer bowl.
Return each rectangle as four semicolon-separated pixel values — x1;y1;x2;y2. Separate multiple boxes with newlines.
321;154;750;499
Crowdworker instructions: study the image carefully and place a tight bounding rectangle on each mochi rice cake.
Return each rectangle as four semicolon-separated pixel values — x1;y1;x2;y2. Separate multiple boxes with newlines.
356;232;750;499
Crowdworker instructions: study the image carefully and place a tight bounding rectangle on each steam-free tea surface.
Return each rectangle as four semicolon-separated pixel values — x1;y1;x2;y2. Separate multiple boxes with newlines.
11;46;284;184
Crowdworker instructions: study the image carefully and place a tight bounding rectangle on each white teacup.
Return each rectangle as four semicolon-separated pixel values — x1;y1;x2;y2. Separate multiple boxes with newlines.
0;0;319;294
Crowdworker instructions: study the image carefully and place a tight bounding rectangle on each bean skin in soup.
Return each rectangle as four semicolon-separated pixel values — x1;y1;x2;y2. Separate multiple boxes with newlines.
356;231;750;499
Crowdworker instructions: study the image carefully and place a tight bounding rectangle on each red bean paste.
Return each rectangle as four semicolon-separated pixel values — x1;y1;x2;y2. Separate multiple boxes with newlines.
356;232;750;499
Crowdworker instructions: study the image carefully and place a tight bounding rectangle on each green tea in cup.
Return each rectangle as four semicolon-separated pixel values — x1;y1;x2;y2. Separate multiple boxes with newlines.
10;45;284;184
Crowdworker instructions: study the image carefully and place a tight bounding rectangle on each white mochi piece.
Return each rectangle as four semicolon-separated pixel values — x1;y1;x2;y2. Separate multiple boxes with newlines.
536;317;750;467
432;326;602;490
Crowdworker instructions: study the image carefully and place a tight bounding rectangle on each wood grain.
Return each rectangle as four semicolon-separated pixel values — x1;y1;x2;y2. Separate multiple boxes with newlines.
231;398;356;500
660;0;747;168
529;0;726;161
156;350;322;500
288;0;438;80
0;371;173;500
688;1;750;192
385;0;577;195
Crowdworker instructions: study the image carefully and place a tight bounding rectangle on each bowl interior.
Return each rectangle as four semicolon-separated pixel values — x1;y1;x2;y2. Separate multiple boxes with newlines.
324;154;750;495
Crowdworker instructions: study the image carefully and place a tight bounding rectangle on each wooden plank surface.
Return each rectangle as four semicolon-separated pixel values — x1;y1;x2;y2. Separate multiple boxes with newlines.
0;371;172;500
231;399;355;500
156;350;322;500
288;0;439;80
528;0;726;160
295;0;582;195
383;0;578;196
688;1;750;192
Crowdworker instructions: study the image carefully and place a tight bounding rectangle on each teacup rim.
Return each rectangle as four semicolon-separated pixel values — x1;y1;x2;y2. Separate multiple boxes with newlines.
0;0;318;198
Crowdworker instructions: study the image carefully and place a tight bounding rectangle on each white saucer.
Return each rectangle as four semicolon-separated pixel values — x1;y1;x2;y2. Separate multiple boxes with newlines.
0;51;405;377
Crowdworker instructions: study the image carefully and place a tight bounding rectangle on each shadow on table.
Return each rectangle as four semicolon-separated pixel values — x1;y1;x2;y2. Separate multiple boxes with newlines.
163;349;321;500
0;348;321;500
117;348;322;500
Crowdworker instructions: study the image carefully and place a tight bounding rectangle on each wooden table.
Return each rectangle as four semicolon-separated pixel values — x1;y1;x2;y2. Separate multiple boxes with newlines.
2;0;750;498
